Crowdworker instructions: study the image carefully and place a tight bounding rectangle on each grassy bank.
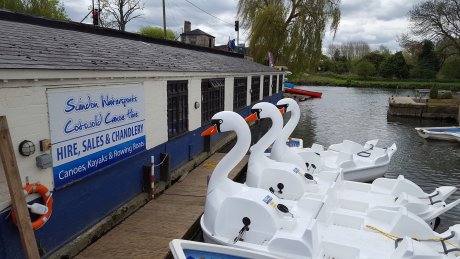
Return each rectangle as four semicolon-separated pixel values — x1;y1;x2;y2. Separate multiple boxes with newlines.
289;73;460;90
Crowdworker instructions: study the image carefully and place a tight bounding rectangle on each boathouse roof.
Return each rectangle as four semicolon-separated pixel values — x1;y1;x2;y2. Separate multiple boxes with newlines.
0;10;273;73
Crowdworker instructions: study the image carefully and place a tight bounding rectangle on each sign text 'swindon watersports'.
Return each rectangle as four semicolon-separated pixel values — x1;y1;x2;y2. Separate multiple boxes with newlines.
48;85;146;188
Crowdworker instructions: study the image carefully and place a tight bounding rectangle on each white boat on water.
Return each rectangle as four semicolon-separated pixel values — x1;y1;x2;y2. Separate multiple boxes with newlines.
415;126;460;142
200;112;460;259
200;110;460;259
245;101;460;225
272;98;397;182
169;239;281;259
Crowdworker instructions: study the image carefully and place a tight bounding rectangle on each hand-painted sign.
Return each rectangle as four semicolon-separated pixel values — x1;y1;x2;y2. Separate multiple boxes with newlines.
48;85;146;189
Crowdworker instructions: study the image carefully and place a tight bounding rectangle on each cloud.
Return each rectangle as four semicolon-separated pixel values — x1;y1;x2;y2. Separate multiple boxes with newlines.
62;0;421;52
325;0;424;52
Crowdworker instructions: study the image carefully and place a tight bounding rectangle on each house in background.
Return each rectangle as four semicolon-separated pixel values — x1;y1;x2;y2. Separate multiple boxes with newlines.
180;20;215;48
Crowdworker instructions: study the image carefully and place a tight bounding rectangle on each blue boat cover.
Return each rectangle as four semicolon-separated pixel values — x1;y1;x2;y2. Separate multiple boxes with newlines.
427;128;460;133
283;82;295;88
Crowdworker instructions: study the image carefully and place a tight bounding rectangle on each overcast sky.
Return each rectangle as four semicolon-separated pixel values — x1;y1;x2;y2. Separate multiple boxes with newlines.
62;0;422;52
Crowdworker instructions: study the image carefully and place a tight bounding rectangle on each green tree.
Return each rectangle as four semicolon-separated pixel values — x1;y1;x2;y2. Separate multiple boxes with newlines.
393;52;410;79
353;60;375;77
409;0;460;57
379;52;409;79
411;40;440;79
439;56;460;79
417;40;440;71
138;26;176;40
362;51;385;71
379;58;394;78
378;45;392;58
238;0;341;72
1;0;67;20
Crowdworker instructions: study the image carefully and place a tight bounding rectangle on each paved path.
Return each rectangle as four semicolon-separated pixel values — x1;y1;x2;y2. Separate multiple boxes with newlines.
75;153;247;259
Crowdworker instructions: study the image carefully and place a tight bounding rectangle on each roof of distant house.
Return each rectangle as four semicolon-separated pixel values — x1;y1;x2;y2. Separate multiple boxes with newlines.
180;29;215;38
0;10;272;73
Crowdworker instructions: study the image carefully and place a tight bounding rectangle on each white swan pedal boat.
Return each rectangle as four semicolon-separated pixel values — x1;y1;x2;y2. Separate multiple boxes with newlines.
200;111;460;259
244;101;459;225
270;97;397;182
415;127;460;142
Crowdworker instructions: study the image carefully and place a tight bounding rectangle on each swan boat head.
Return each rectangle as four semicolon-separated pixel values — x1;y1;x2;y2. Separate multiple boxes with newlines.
200;111;317;256
245;102;319;200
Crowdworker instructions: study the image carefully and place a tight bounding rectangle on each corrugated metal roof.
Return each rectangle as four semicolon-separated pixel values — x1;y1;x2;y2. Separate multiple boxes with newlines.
0;11;273;73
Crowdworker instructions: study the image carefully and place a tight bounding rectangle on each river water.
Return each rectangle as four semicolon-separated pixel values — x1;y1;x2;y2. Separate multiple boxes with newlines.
291;86;460;232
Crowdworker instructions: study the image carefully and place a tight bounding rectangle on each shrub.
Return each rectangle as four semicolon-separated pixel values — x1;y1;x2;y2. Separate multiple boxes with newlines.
411;67;437;79
439;57;460;79
353;60;376;77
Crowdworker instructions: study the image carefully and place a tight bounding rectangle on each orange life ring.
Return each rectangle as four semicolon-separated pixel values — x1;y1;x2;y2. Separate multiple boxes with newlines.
12;183;53;230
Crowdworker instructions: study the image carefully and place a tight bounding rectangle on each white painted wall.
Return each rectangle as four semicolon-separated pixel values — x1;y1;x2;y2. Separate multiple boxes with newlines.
224;77;234;111
144;80;168;148
0;70;283;210
188;78;201;131
0;78;165;210
246;77;251;106
276;75;280;92
0;84;53;208
258;75;263;100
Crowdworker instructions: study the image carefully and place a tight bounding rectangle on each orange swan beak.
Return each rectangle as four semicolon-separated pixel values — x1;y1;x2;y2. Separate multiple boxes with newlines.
201;124;218;136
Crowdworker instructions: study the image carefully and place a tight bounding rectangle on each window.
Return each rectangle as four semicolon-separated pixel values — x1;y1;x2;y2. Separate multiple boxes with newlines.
250;76;260;103
271;75;277;94
201;78;225;125
263;75;270;97
233;77;247;110
277;74;283;92
167;80;188;139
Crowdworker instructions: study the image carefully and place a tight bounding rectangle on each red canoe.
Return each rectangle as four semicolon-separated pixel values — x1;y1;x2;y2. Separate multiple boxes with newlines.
284;87;322;98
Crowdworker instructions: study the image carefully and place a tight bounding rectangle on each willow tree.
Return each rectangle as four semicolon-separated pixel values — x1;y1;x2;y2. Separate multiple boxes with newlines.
238;0;341;72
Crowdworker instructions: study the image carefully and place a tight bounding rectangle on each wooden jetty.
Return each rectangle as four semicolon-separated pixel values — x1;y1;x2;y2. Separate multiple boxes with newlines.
74;153;247;259
388;96;460;122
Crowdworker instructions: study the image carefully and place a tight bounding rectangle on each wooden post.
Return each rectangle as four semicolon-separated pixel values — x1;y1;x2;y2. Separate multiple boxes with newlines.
0;116;40;259
159;153;170;188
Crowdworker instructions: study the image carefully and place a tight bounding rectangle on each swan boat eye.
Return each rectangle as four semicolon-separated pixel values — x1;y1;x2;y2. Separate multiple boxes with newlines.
250;108;262;119
210;119;223;133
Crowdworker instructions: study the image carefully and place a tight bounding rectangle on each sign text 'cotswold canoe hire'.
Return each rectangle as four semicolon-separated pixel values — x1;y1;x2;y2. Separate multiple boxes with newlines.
48;85;146;189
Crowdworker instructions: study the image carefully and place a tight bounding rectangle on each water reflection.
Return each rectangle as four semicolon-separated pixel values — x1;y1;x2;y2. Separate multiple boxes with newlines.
292;86;460;232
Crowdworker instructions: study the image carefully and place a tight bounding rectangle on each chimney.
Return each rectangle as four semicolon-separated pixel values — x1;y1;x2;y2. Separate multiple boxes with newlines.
184;21;191;33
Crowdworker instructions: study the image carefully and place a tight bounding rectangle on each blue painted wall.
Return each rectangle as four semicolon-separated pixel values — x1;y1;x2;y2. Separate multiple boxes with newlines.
0;92;283;258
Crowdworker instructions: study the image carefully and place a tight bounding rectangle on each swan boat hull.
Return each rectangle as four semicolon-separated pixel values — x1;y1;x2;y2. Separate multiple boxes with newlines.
284;87;323;98
415;127;460;142
199;109;460;259
276;138;397;182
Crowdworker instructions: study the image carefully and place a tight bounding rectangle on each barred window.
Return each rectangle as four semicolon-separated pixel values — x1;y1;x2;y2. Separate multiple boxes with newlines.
233;77;247;110
250;76;260;103
167;80;188;139
271;75;277;95
263;75;270;97
277;74;283;92
201;78;225;125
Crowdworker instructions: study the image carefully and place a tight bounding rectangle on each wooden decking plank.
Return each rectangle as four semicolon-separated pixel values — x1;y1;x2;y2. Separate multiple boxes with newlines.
76;153;247;259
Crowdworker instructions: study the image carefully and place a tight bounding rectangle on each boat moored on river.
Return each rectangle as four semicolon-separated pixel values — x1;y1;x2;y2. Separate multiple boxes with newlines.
199;110;460;259
415;126;460;142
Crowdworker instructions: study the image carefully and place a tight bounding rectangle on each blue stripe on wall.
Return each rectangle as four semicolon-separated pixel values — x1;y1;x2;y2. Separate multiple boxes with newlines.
0;92;283;258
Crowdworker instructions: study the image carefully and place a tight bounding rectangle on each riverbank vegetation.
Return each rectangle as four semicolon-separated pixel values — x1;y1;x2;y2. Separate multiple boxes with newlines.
287;0;460;91
289;73;460;91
